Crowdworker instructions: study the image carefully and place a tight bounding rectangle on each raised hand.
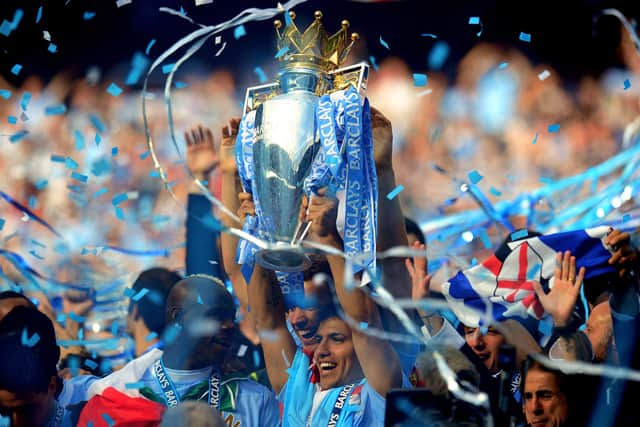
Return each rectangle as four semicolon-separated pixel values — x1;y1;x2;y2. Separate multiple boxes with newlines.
370;106;393;171
304;189;340;246
237;192;255;221
405;241;432;301
185;125;218;181
219;118;241;175
533;251;586;327
605;228;639;278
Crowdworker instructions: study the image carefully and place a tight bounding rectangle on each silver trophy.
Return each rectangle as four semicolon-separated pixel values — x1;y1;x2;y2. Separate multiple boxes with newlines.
242;10;369;271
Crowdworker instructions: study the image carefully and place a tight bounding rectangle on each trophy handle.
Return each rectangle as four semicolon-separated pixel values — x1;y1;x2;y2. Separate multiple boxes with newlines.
243;82;280;114
329;62;370;96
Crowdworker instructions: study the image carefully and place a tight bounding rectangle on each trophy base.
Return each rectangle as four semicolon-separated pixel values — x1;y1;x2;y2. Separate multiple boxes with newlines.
255;247;312;272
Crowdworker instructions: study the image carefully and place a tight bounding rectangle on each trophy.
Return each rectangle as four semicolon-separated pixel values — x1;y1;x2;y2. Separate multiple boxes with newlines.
240;10;370;272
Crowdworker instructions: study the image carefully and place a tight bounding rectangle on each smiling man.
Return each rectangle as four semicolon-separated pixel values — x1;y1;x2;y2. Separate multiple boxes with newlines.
463;325;506;375
83;275;278;426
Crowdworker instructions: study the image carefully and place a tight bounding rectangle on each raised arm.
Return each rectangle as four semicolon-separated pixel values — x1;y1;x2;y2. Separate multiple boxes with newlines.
217;118;249;310
305;193;402;396
247;263;297;394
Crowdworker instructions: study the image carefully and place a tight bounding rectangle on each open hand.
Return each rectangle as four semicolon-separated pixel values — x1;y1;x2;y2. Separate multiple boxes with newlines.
237;192;255;221
405;241;432;301
220;118;241;174
533;251;586;327
304;189;340;245
185;125;218;181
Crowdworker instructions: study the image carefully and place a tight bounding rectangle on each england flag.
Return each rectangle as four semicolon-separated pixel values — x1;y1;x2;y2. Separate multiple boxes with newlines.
441;226;617;327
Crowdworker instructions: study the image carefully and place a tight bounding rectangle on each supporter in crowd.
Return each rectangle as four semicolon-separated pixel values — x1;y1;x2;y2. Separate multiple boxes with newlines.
0;306;97;427
125;267;182;357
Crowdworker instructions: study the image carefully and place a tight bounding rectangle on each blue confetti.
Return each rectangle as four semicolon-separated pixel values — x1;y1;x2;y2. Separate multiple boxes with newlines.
65;156;78;170
35;179;48;190
115;207;125;221
386;185;405;200
413;73;427;87
519;32;531;43
428;41;449;70
139;150;150;160
95;133;101;146
47;43;57;53
548;123;560;133
11;9;23;30
234;25;246;39
68;312;85;323
21;328;40;347
131;288;149;301
20;92;31;110
89;114;106;133
468;170;483;184
125;381;146;389
624;79;631;90
91;159;110;176
50;154;65;163
145;331;158;342
83;11;96;20
74;130;85;150
421;33;438;38
29;250;44;260
9;130;28;144
145;38;156;55
623;214;631;222
0;218;4;231
71;172;88;183
254;67;267;83
489;187;502;196
84;359;98;370
149;170;161;178
479;229;492;249
275;46;289;59
510;229;529;240
111;147;118;156
175;81;189;89
253;350;260;367
36;7;43;24
359;321;369;329
45;104;66;115
56;313;66;324
102;413;115;427
123;288;135;298
161;63;176;74
532;132;539;144
124;52;150;86
0;21;11;36
7;116;17;124
11;64;22;76
379;36;390;50
106;83;122;97
112;193;128;206
498;62;508;69
369;55;379;71
0;89;11;99
28;196;37;209
468;16;480;25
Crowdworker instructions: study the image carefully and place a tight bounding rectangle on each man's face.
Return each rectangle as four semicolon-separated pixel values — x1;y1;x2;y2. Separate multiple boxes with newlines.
313;317;363;390
523;368;569;427
463;326;505;374
187;311;237;367
0;380;56;427
286;279;331;352
585;302;613;363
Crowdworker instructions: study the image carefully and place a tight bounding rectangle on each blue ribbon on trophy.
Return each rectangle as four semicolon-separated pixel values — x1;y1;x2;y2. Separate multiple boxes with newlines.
233;9;375;303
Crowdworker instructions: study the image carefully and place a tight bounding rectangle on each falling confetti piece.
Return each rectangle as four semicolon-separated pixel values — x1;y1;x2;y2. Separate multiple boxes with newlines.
538;69;550;80
161;63;176;74
624;78;631;90
0;21;11;36
111;147;118;156
386;185;405;200
498;62;508;69
468;169;483;184
83;11;96;20
234;25;246;39
21;329;40;347
468;16;480;25
519;32;531;42
65;156;78;170
71;172;88;183
47;43;57;53
532;132;539;144
89;114;106;133
478;229;492;249
379;35;390;50
254;67;267;83
489;187;502;196
43;30;51;41
7;116;17;124
9;130;28;144
369;55;379;71
115;0;132;7
145;332;158;341
548;123;560;133
428;41;449;70
106;82;122;97
215;41;227;56
412;73;427;87
0;89;11;99
145;38;156;55
20;92;31;110
421;33;437;38
11;64;22;76
274;46;289;58
511;229;529;240
36;6;43;23
0;218;4;230
44;104;66;115
112;193;128;206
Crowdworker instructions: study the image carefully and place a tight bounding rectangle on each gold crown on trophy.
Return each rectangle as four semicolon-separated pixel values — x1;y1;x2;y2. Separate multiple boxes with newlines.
274;10;359;71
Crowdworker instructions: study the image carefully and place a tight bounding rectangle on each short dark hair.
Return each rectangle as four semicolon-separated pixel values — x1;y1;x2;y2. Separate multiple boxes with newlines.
405;217;425;245
0;306;60;394
0;290;34;304
129;268;182;334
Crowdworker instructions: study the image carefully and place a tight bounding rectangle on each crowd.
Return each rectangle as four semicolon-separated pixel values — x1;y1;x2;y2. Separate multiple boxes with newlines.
1;11;640;427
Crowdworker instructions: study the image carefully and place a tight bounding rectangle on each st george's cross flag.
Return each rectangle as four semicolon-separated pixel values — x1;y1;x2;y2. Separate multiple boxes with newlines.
441;226;617;327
